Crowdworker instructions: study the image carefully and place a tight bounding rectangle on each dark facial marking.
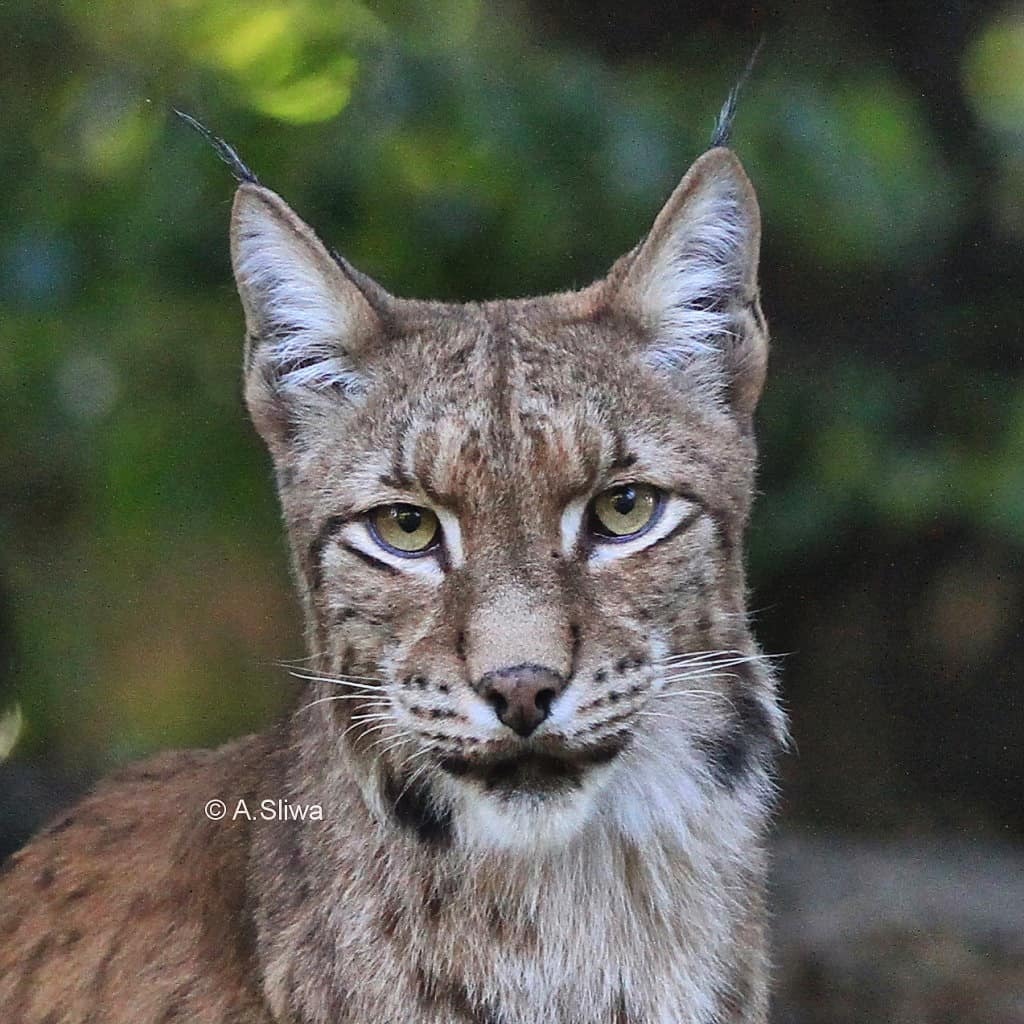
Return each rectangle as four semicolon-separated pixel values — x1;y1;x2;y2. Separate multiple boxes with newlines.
384;773;452;847
698;685;778;791
339;540;401;575
609;451;638;472
440;735;627;793
308;514;348;590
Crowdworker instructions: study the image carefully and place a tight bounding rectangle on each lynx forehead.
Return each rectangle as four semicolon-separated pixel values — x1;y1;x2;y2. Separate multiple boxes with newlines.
0;119;786;1024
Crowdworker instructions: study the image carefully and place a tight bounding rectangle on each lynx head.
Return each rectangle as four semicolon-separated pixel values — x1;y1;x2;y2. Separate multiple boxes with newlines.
230;146;785;851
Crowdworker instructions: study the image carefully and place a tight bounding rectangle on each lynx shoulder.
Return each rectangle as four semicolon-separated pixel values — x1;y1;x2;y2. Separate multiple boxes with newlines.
1;132;785;1023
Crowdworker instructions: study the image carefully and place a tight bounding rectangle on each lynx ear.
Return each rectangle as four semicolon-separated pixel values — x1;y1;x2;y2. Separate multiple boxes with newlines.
612;147;767;419
230;183;387;445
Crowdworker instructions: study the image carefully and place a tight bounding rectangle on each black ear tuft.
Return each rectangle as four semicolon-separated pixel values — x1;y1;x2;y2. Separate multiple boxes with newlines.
174;109;259;185
709;36;766;149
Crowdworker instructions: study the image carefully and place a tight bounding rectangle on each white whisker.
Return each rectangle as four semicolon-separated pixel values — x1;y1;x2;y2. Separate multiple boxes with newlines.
653;648;745;665
655;688;726;698
636;709;683;722
294;695;391;714
366;729;413;755
393;746;433;775
659;655;763;672
347;721;395;743
288;671;384;691
297;693;392;704
390;759;435;806
653;689;737;713
660;670;742;684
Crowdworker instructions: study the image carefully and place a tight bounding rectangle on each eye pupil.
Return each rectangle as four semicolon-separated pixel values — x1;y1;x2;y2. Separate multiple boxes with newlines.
612;487;636;516
395;507;422;533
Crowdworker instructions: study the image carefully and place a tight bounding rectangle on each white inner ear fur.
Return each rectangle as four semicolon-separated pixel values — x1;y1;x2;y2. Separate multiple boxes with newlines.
232;187;368;395
627;154;757;381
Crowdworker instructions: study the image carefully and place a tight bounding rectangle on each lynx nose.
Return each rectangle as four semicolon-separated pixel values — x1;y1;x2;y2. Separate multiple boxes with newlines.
477;664;566;738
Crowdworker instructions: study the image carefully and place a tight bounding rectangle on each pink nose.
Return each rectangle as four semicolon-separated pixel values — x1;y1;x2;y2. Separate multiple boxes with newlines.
477;664;567;737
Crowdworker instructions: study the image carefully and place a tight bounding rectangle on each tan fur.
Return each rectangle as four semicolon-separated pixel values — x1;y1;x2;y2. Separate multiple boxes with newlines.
0;147;785;1023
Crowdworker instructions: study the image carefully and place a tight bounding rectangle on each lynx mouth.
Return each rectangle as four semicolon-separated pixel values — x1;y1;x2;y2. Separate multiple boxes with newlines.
438;735;628;795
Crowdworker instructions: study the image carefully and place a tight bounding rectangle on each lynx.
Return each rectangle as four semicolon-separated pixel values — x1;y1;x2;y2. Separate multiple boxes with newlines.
0;108;786;1023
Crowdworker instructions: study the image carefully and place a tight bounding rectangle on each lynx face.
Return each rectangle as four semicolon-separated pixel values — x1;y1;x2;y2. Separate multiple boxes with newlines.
232;149;784;850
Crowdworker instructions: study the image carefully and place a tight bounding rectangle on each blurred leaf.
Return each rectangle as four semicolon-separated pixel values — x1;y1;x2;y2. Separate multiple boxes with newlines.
0;705;23;762
964;12;1024;142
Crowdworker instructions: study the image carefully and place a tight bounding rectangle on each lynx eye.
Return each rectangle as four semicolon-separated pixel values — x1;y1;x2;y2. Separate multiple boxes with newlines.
368;504;441;556
589;483;661;540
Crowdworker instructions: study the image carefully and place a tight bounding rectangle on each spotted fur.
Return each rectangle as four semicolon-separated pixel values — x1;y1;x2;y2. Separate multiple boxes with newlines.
0;146;784;1023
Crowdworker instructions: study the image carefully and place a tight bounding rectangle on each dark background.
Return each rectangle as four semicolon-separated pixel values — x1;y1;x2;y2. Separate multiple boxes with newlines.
1;2;1022;1019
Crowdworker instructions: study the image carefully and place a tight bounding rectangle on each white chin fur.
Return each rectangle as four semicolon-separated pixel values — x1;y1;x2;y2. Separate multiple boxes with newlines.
446;769;611;852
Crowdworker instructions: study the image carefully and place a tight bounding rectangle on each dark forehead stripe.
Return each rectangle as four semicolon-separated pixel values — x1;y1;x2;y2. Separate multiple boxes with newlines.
609;451;638;472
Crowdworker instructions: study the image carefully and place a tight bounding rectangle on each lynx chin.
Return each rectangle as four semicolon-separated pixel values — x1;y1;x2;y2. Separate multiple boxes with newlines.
0;112;786;1023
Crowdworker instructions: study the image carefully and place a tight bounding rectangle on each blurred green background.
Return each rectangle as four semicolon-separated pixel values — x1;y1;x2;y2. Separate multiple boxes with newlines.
1;0;1022;876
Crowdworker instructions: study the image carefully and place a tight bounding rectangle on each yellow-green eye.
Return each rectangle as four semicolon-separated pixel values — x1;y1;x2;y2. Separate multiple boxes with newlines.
369;504;441;556
590;483;661;539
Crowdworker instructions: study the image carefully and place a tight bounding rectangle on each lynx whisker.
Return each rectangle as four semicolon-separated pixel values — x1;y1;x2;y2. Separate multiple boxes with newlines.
389;758;435;809
636;709;686;723
621;730;657;763
342;713;398;742
657;653;763;670
288;670;385;691
295;695;392;715
371;735;419;765
653;688;730;700
659;650;788;669
290;669;389;684
296;693;392;704
350;722;401;748
348;711;398;725
660;671;742;686
653;690;738;714
394;745;433;775
365;728;414;755
653;648;745;663
661;657;766;674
